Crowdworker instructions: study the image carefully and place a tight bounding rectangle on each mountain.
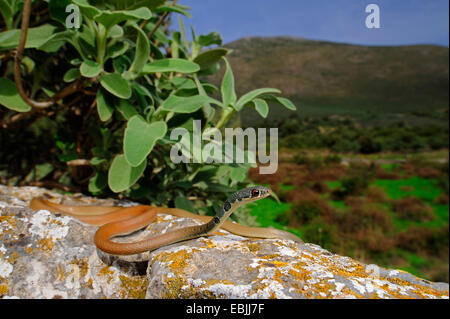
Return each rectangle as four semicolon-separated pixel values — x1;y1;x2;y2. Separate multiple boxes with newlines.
209;36;449;127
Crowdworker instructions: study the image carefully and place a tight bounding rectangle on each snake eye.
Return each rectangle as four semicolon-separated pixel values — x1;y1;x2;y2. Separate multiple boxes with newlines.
251;189;260;197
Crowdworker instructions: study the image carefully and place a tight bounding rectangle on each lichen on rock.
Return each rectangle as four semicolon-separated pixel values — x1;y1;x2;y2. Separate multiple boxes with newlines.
0;185;448;299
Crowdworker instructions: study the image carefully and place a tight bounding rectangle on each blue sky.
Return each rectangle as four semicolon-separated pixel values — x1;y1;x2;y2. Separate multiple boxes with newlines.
178;0;449;47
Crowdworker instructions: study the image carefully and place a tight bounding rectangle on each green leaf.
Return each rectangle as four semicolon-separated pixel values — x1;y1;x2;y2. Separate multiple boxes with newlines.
63;68;81;82
129;24;150;74
142;58;200;74
206;183;236;193
171;77;196;89
0;0;13;28
177;15;189;50
108;154;146;193
0;24;58;50
109;0;164;10
230;166;248;183
72;0;101;20
198;31;222;47
89;171;108;193
159;94;220;114
153;5;192;17
236;88;281;111
94;7;152;30
116;99;138;120
194;48;230;71
99;73;132;99
35;163;55;181
80;60;102;78
174;195;195;213
0;77;31;112
105;41;129;61
108;25;124;38
221;58;237;108
253;98;269;118
124;115;167;167
49;0;72;26
274;96;297;111
96;89;114;121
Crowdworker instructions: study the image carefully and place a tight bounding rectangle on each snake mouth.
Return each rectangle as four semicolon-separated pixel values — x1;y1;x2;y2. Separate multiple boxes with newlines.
263;189;273;198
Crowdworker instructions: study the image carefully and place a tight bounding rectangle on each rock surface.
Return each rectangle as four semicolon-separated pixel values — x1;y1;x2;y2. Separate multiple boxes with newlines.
0;184;448;299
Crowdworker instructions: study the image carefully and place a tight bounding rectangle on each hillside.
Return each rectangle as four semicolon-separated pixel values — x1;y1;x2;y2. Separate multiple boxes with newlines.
209;37;449;127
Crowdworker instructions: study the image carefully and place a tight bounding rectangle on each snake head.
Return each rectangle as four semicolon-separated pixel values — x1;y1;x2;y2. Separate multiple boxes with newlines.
243;186;272;202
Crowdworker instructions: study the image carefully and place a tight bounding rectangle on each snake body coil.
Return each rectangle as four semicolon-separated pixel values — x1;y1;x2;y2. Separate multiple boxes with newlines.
30;186;302;258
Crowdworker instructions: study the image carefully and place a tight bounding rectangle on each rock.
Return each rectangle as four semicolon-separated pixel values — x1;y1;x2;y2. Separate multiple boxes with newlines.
0;185;448;299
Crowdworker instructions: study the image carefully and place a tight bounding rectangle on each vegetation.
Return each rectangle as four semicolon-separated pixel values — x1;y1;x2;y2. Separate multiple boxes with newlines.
269;116;449;153
249;153;449;282
0;0;296;217
211;36;449;128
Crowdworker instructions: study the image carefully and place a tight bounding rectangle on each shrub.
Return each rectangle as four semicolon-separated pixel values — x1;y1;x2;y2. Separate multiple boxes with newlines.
288;199;326;225
395;226;449;255
358;135;382;154
292;152;310;166
330;138;360;153
366;185;389;203
323;154;342;165
375;165;402;180
300;217;337;251
435;194;449;205
354;228;396;253
391;197;435;222
0;0;298;208
333;197;393;233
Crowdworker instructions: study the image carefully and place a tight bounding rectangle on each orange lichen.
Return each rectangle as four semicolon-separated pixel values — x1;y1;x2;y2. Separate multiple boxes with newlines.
7;252;19;264
36;237;55;251
24;246;34;255
87;278;93;288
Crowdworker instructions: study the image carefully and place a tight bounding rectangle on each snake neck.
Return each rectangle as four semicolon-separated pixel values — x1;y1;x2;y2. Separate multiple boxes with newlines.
205;195;244;235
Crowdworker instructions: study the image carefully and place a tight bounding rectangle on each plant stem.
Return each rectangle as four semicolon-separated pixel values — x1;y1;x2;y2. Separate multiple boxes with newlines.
96;24;107;66
147;0;177;40
14;0;82;109
216;107;235;129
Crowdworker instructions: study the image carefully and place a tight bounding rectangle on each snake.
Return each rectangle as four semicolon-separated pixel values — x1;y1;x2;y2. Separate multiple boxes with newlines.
30;186;302;260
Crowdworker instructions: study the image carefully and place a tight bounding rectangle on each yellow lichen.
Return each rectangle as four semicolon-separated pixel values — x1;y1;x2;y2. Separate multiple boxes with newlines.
160;275;189;299
55;265;65;282
118;275;148;299
70;259;89;278
98;266;115;284
0;284;8;296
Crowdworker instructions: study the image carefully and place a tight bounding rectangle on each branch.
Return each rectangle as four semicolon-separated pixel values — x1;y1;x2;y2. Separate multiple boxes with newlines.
147;0;177;40
25;181;82;193
14;0;83;109
76;97;97;155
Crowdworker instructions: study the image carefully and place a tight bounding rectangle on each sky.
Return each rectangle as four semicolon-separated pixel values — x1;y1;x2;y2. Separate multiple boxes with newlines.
178;0;449;47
